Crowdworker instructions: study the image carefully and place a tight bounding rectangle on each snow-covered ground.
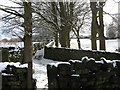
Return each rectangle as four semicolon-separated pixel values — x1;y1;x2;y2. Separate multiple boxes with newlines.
70;39;119;52
33;49;59;89
33;59;58;89
32;39;120;89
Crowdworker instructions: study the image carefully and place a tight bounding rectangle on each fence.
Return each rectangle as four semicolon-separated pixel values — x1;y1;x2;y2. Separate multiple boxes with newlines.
44;46;120;61
47;59;120;90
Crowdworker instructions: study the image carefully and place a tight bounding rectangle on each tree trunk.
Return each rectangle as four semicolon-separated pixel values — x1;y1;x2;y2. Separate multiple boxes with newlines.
51;2;59;47
99;2;106;50
90;2;97;50
66;2;74;48
59;2;67;47
66;31;70;48
23;1;33;89
59;29;67;47
59;2;72;48
77;30;81;49
55;31;59;47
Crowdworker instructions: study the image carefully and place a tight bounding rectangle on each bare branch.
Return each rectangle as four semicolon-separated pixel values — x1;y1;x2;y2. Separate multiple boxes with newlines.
0;4;23;9
103;11;119;23
33;8;61;31
0;7;23;18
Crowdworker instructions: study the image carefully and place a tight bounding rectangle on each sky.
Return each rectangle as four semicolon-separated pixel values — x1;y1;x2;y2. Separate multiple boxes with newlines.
0;0;119;39
104;0;118;24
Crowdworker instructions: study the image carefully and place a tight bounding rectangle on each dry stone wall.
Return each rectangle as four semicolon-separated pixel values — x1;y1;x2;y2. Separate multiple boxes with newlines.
44;46;120;61
47;58;120;90
1;65;36;89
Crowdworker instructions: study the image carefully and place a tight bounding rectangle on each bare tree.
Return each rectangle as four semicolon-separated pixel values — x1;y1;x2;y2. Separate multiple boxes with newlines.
90;0;106;50
32;1;72;47
0;0;33;88
23;1;33;88
98;1;106;50
0;3;24;41
72;1;90;49
32;1;91;48
90;1;98;50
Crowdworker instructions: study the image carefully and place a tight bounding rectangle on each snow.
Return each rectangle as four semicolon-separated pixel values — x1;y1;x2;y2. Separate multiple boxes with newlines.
70;39;119;52
71;74;80;77
33;60;48;89
0;62;28;72
2;73;14;76
0;42;43;48
46;41;54;47
33;59;59;89
54;62;70;67
33;50;59;89
0;42;24;48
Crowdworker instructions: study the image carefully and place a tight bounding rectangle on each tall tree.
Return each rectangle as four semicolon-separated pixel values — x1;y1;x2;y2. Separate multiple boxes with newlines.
51;2;59;47
72;1;90;49
33;1;75;48
59;1;72;48
23;0;33;88
90;0;106;50
90;1;98;50
32;1;91;48
0;2;24;41
0;0;33;88
98;1;106;50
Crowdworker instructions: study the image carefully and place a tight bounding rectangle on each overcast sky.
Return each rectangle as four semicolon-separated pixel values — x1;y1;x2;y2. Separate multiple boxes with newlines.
0;0;119;39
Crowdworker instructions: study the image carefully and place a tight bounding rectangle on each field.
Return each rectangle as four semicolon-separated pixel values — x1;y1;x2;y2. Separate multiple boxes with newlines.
70;39;119;52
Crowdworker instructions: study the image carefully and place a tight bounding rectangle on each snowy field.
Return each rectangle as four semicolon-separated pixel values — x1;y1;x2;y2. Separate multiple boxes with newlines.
70;39;119;52
33;39;120;89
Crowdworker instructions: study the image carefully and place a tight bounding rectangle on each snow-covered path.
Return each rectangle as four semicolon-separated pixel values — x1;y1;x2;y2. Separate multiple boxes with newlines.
33;49;58;89
33;59;48;89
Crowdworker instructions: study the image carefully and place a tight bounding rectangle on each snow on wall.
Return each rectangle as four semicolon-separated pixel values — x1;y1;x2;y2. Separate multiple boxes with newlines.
0;62;28;72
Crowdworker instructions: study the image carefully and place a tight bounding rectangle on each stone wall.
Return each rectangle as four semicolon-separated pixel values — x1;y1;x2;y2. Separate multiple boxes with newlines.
44;46;120;61
0;48;9;62
0;47;25;63
1;65;36;89
47;59;120;90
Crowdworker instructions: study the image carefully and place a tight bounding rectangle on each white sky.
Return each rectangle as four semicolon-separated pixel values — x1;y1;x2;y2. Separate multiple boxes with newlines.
104;0;118;24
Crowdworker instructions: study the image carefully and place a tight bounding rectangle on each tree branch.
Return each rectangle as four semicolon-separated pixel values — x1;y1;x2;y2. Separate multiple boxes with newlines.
33;9;61;31
0;7;23;18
